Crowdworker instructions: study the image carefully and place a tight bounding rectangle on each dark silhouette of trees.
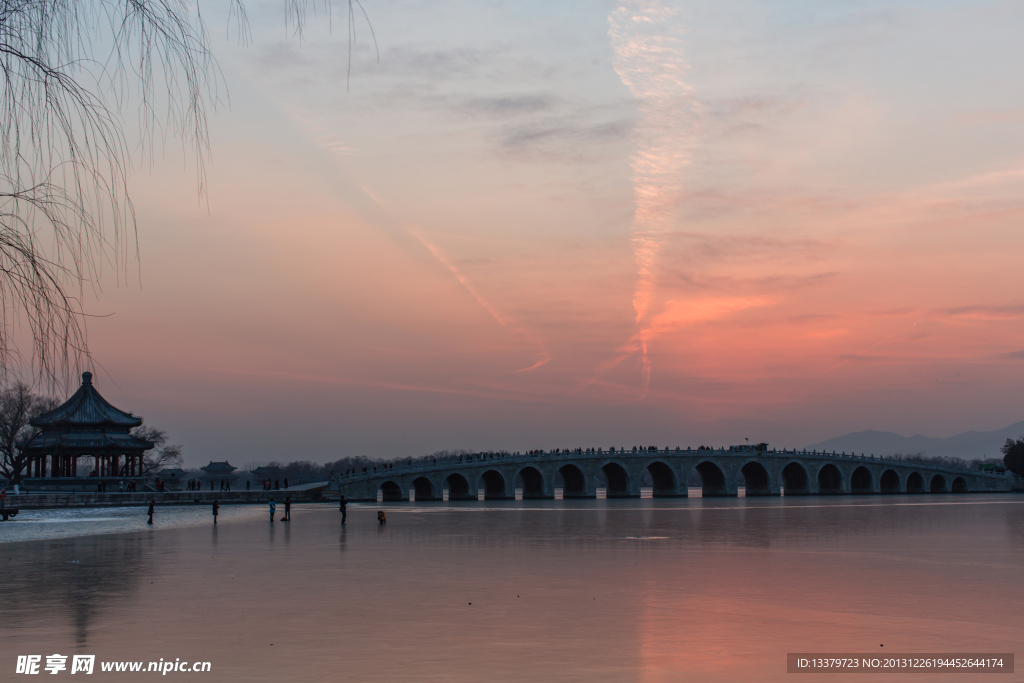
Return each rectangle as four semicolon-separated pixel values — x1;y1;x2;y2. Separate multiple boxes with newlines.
0;383;58;484
1;1;371;388
130;425;183;474
1001;438;1024;477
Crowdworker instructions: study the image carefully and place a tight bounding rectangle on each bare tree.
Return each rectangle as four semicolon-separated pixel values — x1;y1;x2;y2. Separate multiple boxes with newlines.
0;1;373;389
0;382;58;484
130;424;183;474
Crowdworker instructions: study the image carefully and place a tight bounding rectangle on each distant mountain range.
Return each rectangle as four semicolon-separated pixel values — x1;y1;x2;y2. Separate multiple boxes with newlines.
805;421;1024;460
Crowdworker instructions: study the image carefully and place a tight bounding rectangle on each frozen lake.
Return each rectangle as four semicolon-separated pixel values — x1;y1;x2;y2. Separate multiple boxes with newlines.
2;496;1022;681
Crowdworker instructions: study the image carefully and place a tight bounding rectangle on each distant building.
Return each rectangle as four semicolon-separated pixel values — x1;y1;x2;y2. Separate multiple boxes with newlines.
199;461;239;488
154;468;188;491
250;465;284;483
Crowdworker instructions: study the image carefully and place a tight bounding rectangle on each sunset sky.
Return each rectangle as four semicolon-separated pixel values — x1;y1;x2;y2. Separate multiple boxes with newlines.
75;0;1024;466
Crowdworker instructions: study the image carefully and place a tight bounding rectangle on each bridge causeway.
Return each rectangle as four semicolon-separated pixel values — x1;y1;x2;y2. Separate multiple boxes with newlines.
334;446;1012;502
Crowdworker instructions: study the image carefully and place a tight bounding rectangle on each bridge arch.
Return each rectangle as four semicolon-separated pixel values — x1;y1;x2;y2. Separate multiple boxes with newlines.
412;476;436;500
780;461;809;494
850;466;873;493
478;469;508;499
514;466;545;498
694;460;728;496
643;460;678;496
952;476;968;493
380;480;403;501
906;471;924;493
444;472;472;500
817;464;843;494
739;460;771;496
557;463;587;497
930;474;947;493
880;469;900;493
599;460;630;497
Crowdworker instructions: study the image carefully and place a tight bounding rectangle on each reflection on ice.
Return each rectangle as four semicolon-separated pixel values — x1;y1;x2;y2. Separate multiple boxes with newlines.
0;497;1021;682
0;504;267;543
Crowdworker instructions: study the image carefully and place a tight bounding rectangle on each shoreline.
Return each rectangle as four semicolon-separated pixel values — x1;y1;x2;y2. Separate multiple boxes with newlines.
0;489;332;510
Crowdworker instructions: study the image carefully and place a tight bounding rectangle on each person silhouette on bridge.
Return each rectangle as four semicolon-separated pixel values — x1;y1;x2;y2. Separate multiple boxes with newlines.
147;500;154;525
282;496;291;522
339;495;347;525
212;499;219;524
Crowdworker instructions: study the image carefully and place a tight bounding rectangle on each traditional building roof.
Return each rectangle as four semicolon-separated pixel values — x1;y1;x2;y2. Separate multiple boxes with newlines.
26;430;153;452
155;468;188;478
201;461;237;474
23;372;154;455
31;372;143;430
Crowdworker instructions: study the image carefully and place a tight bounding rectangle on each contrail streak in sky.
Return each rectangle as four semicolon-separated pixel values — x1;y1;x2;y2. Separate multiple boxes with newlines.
609;0;696;395
409;228;510;329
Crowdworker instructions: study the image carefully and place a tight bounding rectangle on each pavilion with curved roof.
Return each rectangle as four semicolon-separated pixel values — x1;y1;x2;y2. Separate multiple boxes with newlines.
23;372;154;477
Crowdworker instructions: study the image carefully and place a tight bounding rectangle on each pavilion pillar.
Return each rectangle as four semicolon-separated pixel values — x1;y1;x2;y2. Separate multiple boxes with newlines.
72;456;77;476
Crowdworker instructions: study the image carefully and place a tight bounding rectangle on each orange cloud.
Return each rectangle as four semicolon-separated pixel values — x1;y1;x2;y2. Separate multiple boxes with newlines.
643;297;773;339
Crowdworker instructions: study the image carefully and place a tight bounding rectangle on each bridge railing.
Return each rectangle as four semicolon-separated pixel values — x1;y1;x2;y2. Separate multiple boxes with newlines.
332;447;1001;485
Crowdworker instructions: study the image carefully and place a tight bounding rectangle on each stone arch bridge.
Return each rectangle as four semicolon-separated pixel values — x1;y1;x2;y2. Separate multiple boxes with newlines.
334;447;1011;501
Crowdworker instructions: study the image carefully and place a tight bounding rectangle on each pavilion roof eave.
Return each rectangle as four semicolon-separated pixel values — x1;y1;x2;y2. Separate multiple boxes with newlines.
22;431;154;454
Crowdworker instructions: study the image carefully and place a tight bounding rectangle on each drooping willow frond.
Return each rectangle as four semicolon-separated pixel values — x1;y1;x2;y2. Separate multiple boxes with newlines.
0;0;372;391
